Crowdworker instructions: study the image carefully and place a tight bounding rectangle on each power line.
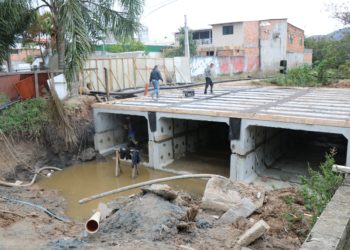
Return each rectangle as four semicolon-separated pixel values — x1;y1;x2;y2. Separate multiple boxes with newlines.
144;0;178;17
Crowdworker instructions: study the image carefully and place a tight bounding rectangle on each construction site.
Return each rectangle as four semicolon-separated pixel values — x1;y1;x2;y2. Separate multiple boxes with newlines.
1;68;350;249
1;1;350;248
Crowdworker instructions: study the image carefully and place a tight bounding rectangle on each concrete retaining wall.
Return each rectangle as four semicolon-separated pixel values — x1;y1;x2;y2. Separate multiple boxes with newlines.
301;183;350;250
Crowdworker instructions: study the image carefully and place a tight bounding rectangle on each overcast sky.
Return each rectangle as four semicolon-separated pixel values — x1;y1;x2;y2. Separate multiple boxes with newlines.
140;0;348;43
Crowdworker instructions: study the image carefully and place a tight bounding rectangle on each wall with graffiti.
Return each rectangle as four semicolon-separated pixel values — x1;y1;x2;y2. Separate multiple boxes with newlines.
190;56;246;77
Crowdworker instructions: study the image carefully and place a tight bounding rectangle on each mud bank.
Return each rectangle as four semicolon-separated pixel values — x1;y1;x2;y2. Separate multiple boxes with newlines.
0;96;98;182
0;178;311;249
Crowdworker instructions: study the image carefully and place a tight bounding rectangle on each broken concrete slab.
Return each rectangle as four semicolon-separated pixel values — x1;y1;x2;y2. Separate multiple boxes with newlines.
201;177;265;212
237;219;270;246
218;197;257;224
141;184;178;200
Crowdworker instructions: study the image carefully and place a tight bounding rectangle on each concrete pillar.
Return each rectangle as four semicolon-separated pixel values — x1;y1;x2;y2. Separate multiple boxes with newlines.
230;122;288;182
148;117;203;169
94;111;125;155
346;135;350;166
148;117;175;169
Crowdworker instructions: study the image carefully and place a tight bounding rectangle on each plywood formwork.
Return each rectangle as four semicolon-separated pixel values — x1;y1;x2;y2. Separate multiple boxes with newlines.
80;57;191;92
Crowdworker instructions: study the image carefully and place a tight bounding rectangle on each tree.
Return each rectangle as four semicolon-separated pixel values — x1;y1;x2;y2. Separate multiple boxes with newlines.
1;0;144;90
39;0;144;89
23;12;52;65
304;35;350;80
330;1;350;26
163;27;197;57
0;0;34;71
103;40;145;53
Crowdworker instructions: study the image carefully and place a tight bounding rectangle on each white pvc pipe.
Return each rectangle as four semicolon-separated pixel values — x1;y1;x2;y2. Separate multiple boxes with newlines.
85;211;101;234
79;174;224;204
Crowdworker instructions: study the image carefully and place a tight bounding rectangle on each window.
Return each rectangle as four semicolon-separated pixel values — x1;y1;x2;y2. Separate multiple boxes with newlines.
299;37;303;46
223;25;234;35
200;31;210;39
206;51;214;56
289;34;294;44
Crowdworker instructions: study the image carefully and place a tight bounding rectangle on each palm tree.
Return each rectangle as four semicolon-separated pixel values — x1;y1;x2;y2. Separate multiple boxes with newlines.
23;12;52;66
0;0;34;72
1;0;144;89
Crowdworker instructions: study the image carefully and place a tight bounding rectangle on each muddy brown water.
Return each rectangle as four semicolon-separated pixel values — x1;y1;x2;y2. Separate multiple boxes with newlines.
38;157;208;222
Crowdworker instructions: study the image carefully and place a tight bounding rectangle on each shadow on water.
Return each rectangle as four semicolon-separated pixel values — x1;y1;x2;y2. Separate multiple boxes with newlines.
38;157;207;222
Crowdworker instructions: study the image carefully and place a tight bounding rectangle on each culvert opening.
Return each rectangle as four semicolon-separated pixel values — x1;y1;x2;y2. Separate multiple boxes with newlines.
162;118;230;177
96;113;149;162
119;115;149;162
252;126;347;182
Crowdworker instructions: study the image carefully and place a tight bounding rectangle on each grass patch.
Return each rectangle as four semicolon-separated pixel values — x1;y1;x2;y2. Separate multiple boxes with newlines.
0;98;48;138
299;149;343;225
268;64;342;87
0;93;9;104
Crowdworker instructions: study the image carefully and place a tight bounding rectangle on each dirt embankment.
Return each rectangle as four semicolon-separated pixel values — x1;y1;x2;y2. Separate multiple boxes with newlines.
0;185;82;250
0;181;311;249
0;96;97;182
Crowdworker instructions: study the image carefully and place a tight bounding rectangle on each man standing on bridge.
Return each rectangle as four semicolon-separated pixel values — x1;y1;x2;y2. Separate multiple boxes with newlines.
149;65;163;100
204;63;215;94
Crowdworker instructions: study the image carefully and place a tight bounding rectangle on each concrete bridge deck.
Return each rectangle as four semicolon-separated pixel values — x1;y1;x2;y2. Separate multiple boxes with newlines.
93;82;350;181
94;83;350;128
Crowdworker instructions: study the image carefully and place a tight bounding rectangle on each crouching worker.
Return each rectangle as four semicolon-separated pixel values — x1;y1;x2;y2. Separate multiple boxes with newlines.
131;149;140;179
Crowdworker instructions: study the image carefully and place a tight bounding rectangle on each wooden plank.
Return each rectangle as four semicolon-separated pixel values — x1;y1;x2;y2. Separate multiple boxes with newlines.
109;69;121;91
109;59;113;91
122;58;125;89
34;72;39;97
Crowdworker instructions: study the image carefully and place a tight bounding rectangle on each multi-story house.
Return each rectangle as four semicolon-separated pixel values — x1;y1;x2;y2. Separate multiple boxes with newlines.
176;18;312;73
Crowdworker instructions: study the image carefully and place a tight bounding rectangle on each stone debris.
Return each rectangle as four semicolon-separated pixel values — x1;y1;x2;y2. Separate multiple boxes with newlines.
218;197;257;224
78;147;96;161
182;206;199;222
237;219;270;246
141;184;178;200
201;177;265;212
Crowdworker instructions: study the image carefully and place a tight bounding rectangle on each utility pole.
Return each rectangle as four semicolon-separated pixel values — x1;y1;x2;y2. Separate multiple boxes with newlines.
184;15;190;58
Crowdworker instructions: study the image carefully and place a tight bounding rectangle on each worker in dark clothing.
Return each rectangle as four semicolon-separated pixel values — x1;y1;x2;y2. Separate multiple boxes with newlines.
131;149;141;179
149;65;163;100
204;63;215;94
120;116;141;178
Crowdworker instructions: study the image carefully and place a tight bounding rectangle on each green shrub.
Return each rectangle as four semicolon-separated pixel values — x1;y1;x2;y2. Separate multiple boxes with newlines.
269;65;319;86
106;44;124;53
25;55;34;64
105;41;145;53
0;98;48;138
339;60;350;78
0;93;9;104
268;64;343;86
299;150;343;224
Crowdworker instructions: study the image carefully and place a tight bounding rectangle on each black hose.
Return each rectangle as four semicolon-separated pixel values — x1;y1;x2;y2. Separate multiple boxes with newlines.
0;196;70;223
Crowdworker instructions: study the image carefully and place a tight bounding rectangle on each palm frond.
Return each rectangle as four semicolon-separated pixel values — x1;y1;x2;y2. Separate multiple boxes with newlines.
0;0;35;64
61;0;91;86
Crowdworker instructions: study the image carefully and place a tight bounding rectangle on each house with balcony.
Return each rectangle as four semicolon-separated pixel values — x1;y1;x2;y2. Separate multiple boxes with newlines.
176;18;312;73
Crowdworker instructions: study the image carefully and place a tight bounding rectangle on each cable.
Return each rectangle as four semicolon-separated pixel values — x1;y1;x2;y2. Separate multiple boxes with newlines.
144;0;178;17
0;196;70;223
